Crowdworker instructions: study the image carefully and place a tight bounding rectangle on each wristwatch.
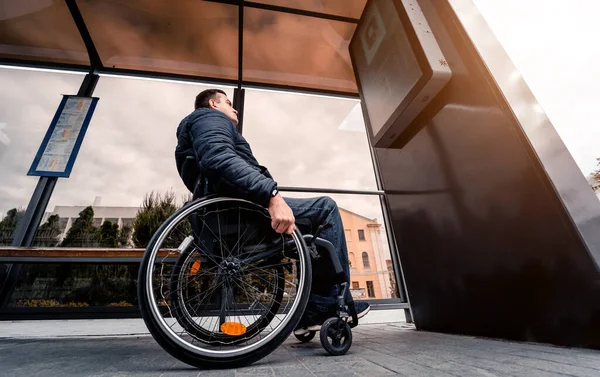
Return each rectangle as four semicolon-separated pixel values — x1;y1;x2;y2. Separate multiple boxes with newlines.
271;188;279;197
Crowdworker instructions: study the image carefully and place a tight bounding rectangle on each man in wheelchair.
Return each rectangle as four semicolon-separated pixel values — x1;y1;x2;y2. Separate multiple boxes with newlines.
174;89;370;336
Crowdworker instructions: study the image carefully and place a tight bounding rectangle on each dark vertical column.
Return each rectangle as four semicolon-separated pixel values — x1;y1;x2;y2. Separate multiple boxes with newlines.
234;1;245;135
233;88;246;134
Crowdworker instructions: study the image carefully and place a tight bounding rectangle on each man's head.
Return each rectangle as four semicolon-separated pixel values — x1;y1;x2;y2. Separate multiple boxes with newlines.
194;89;238;125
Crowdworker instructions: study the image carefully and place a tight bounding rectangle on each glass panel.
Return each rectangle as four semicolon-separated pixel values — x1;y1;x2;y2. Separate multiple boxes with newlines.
5;76;235;308
46;75;234;248
282;191;399;300
77;0;238;80
0;0;89;65
242;88;377;190
0;67;85;245
8;263;138;308
243;8;357;92
250;0;367;19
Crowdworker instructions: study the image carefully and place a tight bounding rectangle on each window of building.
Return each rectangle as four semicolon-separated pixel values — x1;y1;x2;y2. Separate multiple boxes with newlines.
358;229;365;240
58;218;69;232
352;281;359;289
362;251;371;271
121;218;135;228
366;281;375;298
348;252;356;270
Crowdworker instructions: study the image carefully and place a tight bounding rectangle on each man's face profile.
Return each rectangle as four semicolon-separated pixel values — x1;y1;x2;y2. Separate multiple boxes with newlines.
210;93;239;125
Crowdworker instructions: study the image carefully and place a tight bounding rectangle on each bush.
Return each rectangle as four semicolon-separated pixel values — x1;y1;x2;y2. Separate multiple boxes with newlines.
108;301;134;307
132;190;190;248
16;299;89;308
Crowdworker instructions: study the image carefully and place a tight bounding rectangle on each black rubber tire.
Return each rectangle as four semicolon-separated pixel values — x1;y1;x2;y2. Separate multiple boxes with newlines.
320;317;352;356
294;330;316;343
137;197;312;369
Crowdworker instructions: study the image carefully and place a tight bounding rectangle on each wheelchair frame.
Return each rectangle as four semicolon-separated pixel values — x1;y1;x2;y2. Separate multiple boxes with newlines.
137;196;359;369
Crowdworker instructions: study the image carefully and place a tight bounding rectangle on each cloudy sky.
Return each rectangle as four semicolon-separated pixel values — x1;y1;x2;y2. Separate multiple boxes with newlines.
1;0;599;225
472;0;600;176
0;68;381;223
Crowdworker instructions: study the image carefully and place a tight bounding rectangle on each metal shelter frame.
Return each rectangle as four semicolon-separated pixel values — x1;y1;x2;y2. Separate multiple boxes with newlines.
0;0;412;321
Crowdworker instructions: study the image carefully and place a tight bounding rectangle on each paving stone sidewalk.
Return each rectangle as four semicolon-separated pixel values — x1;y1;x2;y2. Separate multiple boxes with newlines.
2;323;600;377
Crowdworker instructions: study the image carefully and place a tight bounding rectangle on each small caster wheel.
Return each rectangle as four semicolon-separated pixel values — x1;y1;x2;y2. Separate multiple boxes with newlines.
294;330;316;342
320;317;352;356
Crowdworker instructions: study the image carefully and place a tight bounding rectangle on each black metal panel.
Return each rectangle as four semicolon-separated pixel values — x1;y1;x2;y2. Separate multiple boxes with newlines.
371;0;600;348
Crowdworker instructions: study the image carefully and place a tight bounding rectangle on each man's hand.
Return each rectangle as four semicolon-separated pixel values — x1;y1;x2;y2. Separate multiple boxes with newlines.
268;194;296;234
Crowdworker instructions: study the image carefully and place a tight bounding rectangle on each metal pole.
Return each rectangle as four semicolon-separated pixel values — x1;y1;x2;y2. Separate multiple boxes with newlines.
364;120;414;323
278;186;384;196
233;2;245;135
0;73;99;309
233;88;245;135
379;194;413;323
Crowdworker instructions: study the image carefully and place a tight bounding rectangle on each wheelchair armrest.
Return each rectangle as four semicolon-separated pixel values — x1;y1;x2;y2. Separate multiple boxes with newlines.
303;235;348;284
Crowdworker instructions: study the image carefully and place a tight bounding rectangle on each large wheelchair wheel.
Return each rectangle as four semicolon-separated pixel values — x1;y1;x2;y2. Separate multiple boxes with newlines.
138;197;312;369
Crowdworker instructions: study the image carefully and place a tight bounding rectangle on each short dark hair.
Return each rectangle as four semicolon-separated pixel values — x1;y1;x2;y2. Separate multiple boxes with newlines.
195;89;227;110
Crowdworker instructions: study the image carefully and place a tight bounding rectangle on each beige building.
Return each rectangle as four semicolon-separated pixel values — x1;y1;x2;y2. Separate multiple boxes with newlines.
340;208;393;300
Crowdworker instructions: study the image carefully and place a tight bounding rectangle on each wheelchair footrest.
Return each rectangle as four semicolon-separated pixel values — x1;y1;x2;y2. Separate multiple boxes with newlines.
336;283;359;328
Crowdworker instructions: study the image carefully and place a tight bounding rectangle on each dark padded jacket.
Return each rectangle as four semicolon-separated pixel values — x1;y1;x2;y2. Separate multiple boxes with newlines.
175;108;277;208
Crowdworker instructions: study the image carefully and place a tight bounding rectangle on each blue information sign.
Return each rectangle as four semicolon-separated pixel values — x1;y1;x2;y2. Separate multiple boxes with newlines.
28;95;99;178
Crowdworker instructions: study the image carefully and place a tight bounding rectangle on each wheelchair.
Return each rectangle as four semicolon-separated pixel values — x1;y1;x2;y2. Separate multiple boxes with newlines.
137;195;360;369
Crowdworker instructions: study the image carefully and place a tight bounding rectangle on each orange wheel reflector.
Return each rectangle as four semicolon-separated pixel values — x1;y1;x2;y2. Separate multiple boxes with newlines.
190;260;201;274
220;322;247;336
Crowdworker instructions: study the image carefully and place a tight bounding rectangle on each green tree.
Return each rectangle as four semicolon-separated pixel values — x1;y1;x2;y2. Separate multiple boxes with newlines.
132;191;179;248
593;157;600;181
61;206;98;247
33;214;62;247
119;225;133;248
0;207;25;245
0;208;24;229
98;220;119;248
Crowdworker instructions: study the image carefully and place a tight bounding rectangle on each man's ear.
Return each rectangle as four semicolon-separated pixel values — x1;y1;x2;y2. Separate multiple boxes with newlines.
208;99;216;109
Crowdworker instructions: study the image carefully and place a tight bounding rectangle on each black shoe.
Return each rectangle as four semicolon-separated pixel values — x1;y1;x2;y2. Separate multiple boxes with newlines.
294;297;372;333
350;301;371;322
